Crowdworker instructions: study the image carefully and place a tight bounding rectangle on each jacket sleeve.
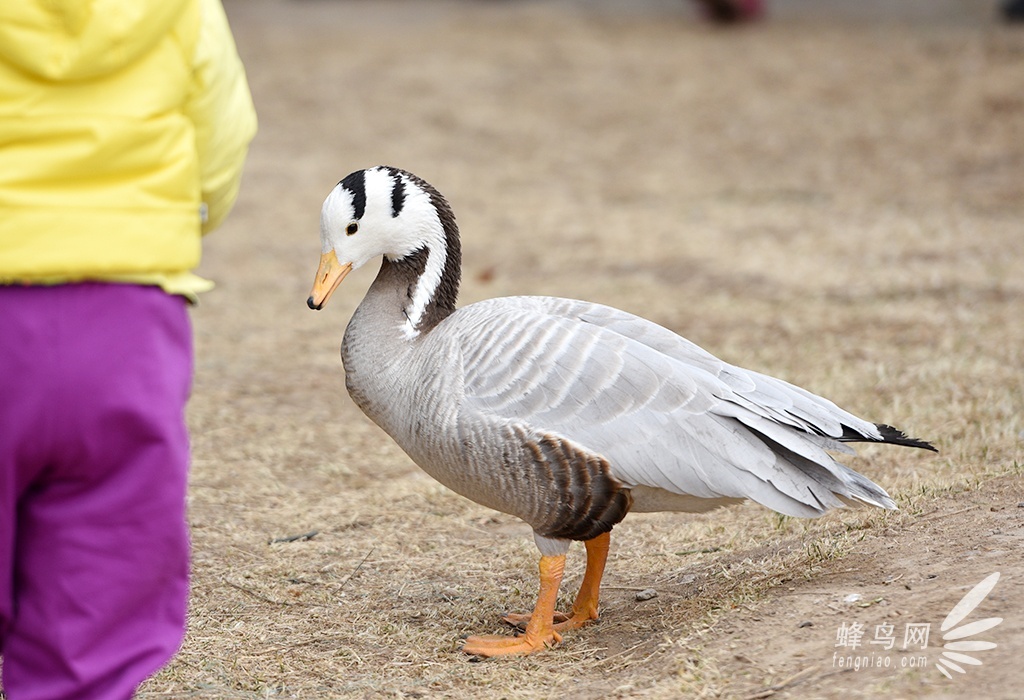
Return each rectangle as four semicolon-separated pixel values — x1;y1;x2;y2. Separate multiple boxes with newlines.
185;0;257;235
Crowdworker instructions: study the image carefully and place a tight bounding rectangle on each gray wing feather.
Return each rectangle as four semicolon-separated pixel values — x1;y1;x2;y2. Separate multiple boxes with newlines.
450;296;894;517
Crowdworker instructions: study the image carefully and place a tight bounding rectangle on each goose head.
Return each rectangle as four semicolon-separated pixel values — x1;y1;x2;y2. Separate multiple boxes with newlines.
307;166;462;335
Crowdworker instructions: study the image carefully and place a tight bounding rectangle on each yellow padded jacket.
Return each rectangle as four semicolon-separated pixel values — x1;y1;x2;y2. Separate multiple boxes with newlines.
0;0;256;297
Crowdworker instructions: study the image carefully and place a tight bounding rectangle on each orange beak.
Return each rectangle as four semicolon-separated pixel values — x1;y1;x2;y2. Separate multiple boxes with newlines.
307;250;353;310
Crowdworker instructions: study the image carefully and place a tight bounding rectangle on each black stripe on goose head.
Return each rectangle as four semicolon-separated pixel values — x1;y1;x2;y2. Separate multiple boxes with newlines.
383;166;407;217
339;169;367;220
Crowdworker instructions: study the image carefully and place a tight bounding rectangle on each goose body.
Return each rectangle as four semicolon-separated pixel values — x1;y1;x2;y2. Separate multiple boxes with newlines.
308;166;934;656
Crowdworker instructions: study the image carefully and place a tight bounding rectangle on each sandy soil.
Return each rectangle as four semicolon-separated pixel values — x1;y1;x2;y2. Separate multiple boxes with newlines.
139;1;1022;697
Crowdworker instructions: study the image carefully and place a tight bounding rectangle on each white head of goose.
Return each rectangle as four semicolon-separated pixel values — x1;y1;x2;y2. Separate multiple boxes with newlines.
308;166;936;657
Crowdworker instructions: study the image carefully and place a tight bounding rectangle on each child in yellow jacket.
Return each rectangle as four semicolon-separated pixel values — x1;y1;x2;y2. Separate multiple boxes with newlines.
0;1;256;697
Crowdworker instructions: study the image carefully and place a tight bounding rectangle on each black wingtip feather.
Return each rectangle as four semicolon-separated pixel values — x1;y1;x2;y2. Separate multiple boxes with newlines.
839;423;937;450
874;423;938;451
841;423;937;452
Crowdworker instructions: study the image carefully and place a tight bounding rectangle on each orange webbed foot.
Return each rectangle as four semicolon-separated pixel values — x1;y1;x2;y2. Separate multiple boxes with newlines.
462;628;563;657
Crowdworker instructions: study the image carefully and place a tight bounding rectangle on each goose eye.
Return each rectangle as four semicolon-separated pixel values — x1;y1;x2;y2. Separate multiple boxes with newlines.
346;222;359;236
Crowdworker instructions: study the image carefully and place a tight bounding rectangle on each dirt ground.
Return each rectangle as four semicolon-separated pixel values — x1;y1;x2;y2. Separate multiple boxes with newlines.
141;1;1022;697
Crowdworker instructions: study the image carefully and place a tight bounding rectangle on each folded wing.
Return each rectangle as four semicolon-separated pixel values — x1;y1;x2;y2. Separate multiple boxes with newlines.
452;296;907;518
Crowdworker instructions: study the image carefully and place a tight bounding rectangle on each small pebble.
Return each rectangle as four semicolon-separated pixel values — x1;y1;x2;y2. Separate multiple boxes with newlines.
635;588;658;602
798;620;813;628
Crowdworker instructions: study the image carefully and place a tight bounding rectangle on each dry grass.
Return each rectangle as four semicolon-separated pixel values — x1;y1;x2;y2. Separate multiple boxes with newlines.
140;1;1023;697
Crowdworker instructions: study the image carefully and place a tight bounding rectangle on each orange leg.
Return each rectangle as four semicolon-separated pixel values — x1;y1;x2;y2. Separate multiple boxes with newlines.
463;554;566;656
504;531;611;632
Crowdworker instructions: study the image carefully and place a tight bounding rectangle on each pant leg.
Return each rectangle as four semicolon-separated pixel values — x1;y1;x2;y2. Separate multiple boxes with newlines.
0;283;193;700
0;286;58;683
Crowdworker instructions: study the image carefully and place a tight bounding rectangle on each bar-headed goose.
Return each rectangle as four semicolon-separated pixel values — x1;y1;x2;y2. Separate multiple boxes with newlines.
307;166;935;657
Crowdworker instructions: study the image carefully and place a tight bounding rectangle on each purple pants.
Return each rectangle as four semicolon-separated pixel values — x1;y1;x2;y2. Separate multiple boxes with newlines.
0;283;192;700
